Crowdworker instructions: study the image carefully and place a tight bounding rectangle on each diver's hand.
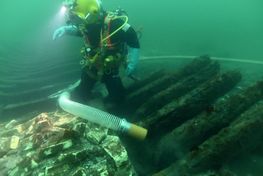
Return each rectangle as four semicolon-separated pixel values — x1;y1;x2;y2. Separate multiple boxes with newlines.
52;25;78;40
126;65;140;81
53;26;66;40
127;74;140;82
125;65;134;77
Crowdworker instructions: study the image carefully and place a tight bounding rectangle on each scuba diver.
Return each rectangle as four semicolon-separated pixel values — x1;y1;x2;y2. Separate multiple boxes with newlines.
53;0;140;106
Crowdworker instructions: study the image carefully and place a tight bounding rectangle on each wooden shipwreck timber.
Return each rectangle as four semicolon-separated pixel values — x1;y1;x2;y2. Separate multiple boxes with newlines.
122;55;263;176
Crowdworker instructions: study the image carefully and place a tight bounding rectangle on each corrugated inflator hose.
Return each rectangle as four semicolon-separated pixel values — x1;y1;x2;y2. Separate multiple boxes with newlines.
58;92;147;140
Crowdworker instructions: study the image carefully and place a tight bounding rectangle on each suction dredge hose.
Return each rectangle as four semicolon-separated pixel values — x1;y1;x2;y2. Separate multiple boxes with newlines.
58;92;148;140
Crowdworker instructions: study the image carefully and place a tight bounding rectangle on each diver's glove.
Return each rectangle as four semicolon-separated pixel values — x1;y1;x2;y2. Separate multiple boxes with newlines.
52;25;78;40
126;47;140;77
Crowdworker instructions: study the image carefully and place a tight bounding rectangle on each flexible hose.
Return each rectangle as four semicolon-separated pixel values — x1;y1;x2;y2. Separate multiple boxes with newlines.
101;15;128;43
58;92;147;140
141;55;263;65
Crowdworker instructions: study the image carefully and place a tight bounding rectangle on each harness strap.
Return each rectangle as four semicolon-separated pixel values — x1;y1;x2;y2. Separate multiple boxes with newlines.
100;14;117;49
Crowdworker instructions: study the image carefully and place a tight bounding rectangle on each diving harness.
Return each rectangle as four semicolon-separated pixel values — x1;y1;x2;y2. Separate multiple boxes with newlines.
79;11;129;80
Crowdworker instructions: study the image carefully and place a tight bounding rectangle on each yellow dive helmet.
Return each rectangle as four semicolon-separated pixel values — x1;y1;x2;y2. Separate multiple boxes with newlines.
64;0;101;24
72;0;100;19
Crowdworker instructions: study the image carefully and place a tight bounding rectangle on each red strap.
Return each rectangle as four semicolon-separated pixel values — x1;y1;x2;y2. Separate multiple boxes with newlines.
106;20;115;49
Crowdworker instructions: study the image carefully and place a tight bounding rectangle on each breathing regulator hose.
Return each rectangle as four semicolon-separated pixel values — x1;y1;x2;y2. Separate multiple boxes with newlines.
58;92;148;140
101;15;128;43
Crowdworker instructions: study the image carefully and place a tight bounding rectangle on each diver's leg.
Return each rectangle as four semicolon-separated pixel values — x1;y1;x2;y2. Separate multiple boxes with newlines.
103;73;126;105
71;69;97;103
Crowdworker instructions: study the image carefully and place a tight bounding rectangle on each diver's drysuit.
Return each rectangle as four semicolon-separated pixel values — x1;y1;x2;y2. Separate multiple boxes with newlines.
71;12;140;104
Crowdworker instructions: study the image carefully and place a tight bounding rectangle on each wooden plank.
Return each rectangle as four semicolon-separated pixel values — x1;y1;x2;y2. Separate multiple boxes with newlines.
153;102;263;176
142;71;242;138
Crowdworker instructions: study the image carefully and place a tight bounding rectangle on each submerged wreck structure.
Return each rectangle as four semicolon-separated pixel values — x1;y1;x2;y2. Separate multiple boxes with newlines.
123;55;263;176
0;55;262;176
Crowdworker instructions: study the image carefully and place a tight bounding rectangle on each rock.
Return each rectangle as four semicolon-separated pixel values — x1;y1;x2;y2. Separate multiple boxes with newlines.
9;136;20;149
5;119;18;129
0;128;21;138
38;139;73;159
72;168;87;176
0;154;23;176
0;111;135;176
102;135;129;168
0;137;10;157
85;123;108;144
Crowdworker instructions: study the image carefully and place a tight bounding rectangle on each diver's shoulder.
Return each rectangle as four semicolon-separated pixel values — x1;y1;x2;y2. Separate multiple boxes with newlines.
105;12;131;32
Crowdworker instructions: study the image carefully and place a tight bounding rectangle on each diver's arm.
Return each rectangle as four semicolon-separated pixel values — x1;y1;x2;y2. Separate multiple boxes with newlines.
126;46;140;77
52;25;80;40
123;25;140;77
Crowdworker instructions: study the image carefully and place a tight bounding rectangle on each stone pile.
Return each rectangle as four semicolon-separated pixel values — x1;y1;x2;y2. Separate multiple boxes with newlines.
0;112;135;176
